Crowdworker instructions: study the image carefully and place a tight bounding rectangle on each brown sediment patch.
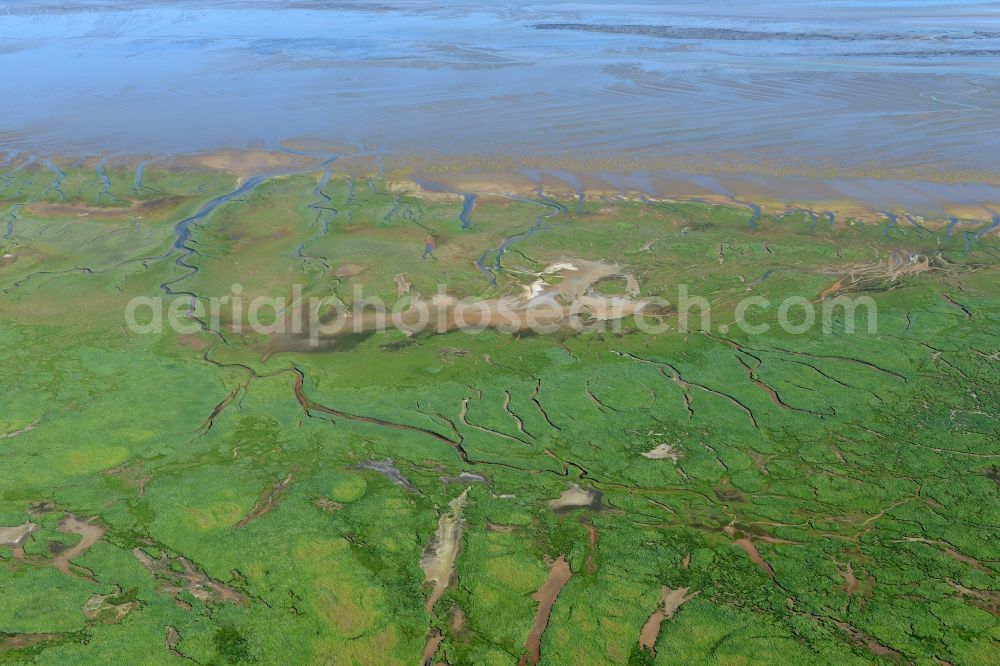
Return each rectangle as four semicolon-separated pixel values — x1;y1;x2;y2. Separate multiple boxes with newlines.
25;196;183;220
394;272;411;296
722;526;776;579
836;560;860;595
165;626;182;657
584;523;598;574
28;501;57;516
183;149;312;177
334;262;367;278
54;515;106;581
421;489;469;613
820;275;851;300
235;474;293;528
82;586;141;623
638;587;699;655
486;522;515;533
519;555;572;666
0;522;37;559
134;548;247;607
1;419;39;439
314;498;343;513
450;605;466;632
175;333;210;352
734;539;775;578
899;537;995;574
421;630;445;666
948;580;1000;617
549;485;602;513
831;619;903;660
714;486;744;503
105;461;151;499
0;633;63;653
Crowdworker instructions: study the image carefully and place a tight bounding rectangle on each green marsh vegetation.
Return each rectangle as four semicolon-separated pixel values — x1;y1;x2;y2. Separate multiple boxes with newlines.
1;158;999;664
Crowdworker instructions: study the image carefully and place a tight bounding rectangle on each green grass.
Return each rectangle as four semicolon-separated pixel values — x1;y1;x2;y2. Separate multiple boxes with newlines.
1;162;999;664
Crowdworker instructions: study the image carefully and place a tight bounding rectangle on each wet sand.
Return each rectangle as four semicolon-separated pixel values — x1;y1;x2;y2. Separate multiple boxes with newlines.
4;2;1000;183
519;555;572;666
54;515;105;581
638;587;699;654
421;489;469;613
9;147;1000;223
420;631;445;666
277;259;650;351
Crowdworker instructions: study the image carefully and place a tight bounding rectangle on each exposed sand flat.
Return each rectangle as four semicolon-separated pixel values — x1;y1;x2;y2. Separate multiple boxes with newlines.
419;490;470;665
549;484;602;512
641;443;681;462
407;170;541;197
638;587;700;654
182;150;314;178
0;522;37;558
0;522;37;545
278;258;651;350
399;162;1000;220
394;273;411;296
519;556;572;666
421;489;469;613
17;149;999;225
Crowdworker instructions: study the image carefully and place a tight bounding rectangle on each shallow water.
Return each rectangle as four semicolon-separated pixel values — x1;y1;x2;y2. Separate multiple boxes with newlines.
1;0;999;179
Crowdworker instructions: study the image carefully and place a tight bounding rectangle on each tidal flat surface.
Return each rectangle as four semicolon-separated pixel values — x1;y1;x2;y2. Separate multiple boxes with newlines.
2;0;1000;180
3;3;1000;664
